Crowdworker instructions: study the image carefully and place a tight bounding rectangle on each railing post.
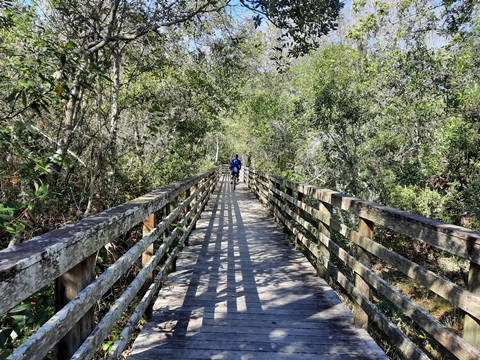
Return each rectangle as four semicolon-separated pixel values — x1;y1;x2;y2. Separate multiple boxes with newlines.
142;213;155;320
296;188;304;250
198;179;204;212
54;254;96;359
464;262;480;350
267;177;275;219
285;182;293;198
193;183;199;230
317;199;332;283
273;179;281;223
184;188;191;245
160;203;170;266
169;196;179;273
207;174;213;204
282;180;293;236
254;171;260;198
355;217;372;329
258;175;267;205
251;170;256;196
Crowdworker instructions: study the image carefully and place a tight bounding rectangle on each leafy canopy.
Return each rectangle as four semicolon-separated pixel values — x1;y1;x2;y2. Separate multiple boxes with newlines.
240;0;343;57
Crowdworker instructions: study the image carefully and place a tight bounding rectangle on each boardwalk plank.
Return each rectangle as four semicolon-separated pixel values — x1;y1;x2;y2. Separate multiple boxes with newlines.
128;178;389;360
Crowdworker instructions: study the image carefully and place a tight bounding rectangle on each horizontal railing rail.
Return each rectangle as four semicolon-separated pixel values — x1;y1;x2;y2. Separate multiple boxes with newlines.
0;167;220;360
244;167;480;360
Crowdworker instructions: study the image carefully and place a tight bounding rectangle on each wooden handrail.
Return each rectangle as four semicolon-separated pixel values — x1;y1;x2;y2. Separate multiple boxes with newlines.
0;167;220;360
243;167;480;360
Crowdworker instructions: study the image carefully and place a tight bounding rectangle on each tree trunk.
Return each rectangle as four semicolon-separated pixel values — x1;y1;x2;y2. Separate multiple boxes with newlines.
108;50;122;201
215;136;219;164
46;78;82;182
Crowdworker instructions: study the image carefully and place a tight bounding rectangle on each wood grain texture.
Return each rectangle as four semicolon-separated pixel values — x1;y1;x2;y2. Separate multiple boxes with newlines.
128;177;388;360
0;169;217;315
255;168;480;264
5;171;219;360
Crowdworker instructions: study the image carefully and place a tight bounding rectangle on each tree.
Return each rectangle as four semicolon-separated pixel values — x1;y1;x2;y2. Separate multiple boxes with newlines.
240;0;343;57
0;0;343;247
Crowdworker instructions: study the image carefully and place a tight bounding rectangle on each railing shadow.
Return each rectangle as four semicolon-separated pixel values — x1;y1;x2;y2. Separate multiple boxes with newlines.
242;167;480;360
129;176;386;359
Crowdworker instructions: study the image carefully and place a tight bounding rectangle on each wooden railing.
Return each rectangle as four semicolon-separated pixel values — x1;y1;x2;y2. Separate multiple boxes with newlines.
244;167;480;360
0;167;219;360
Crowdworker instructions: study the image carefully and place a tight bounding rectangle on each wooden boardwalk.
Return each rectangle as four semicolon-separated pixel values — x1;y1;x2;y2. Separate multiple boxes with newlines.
128;177;389;360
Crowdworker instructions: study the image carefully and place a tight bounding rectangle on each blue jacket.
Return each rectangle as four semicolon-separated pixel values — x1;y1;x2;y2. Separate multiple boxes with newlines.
230;158;241;173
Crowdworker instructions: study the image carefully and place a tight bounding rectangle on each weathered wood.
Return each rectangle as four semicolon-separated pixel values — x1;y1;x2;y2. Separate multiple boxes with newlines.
72;209;202;360
192;184;199;230
2;169;218;360
107;209;206;360
337;218;480;320
350;261;480;360
464;262;480;351
7;166;480;360
317;225;480;360
71;178;214;360
111;182;212;359
273;180;281;223
275;187;480;359
268;189;480;319
317;200;332;282
354;218;372;329
249;168;480;264
329;259;429;360
183;188;191;245
169;196;179;273
142;214;155;320
321;190;480;263
128;178;387;360
295;190;304;250
54;253;96;360
0;169;216;315
8;199;188;360
248;168;480;360
275;209;428;360
71;229;181;360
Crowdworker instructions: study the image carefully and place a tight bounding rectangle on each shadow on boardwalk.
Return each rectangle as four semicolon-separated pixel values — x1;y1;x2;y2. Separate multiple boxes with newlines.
128;177;388;360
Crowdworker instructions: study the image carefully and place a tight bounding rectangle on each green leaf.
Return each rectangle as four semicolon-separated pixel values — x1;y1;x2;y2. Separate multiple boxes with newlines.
34;164;48;174
102;340;113;351
5;226;18;235
9;303;31;314
21;90;27;107
18;80;30;89
6;90;18;102
10;315;26;326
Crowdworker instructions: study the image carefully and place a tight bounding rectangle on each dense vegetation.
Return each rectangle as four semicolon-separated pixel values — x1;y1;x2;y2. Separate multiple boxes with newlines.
1;0;478;252
0;0;341;248
0;0;479;357
232;1;480;232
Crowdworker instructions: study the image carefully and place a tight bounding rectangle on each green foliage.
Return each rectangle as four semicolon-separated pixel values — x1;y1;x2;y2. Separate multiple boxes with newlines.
388;185;444;219
226;0;480;238
1;0;480;358
0;119;58;247
0;286;54;359
242;0;343;58
0;2;71;120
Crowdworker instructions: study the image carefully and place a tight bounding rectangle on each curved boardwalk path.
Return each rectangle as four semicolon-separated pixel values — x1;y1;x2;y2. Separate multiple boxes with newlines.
128;177;388;359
